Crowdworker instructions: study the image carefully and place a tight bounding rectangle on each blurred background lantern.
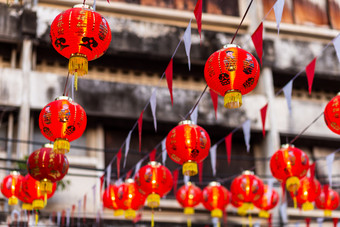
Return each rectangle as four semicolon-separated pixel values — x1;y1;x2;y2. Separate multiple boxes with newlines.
202;182;229;219
166;120;211;176
1;171;23;205
204;44;260;109
324;93;340;134
50;4;111;82
270;144;309;193
315;185;340;216
39;96;87;154
291;177;321;211
253;185;279;218
102;183;124;216
135;161;173;208
27;143;69;195
116;179;146;220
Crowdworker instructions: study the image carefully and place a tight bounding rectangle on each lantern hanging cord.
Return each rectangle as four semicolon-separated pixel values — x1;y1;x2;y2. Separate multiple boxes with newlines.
230;0;253;44
184;85;208;120
63;72;71;96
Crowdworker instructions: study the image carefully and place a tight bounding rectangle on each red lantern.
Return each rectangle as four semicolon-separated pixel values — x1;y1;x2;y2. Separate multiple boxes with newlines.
202;182;230;218
27;144;69;194
102;184;125;216
324;93;340;134
270;144;309;193
135;161;173;208
166;120;211;176
50;4;111;79
1;172;23;205
291;177;321;211
253;185;279;218
315;185;340;216
39;96;87;154
116;179;146;220
204;44;260;109
176;182;202;214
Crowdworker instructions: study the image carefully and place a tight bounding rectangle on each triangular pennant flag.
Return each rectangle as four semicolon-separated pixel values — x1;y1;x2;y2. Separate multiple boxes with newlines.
334;218;339;227
133;213;142;224
326;152;335;187
283;80;293;114
134;160;142;179
162;138;167;165
225;133;233;165
126;169;133;179
165;58;174;106
116;149;122;179
83;195;87;224
183;21;192;70
295;222;300;227
138;110;144;153
310;163;316;179
317;218;324;227
150;149;156;162
193;0;202;40
93;0;97;11
280;202;288;223
173;169;179;194
198;161;203;184
100;175;104;200
260;103;268;137
123;130;132;168
57;211;61;226
209;89;218;119
242;120;251;152
184;175;190;185
332;34;340;62
77;200;81;226
305;218;311;227
92;185;96;213
66;208;71;227
305;58;316;95
106;165;112;187
150;90;157;132
210;144;217;176
71;205;76;227
251;22;263;65
273;0;284;34
190;105;198;125
267;178;275;204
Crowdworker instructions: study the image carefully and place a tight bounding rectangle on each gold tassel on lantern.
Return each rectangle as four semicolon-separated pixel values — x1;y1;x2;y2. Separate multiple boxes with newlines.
224;90;242;109
151;209;155;227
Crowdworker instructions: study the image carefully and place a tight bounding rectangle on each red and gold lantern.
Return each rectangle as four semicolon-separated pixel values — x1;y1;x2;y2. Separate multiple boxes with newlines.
116;179;146;219
27;144;69;194
291;177;321;211
166;120;211;176
270;144;309;193
202;182;230;218
315;185;340;216
134;161;173;208
253;185;279;218
103;184;124;216
50;4;111;80
324;93;340;134
1;172;23;205
204;44;260;109
39;96;87;154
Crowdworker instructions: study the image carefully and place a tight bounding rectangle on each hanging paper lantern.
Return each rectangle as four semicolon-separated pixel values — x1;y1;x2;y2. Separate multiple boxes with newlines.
204;44;260;109
27;143;69;194
135;161;173;208
315;185;340;216
116;179;146;220
202;182;230;218
291;177;321;211
253;185;279;218
1;172;23;205
166;120;211;176
50;4;111;80
39;96;87;154
324;93;340;134
270;144;309;193
103;184;125;216
230;170;264;214
176;182;202;214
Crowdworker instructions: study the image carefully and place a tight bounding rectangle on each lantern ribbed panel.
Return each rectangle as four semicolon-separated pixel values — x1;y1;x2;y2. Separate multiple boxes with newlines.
176;183;202;209
202;183;229;212
230;172;264;203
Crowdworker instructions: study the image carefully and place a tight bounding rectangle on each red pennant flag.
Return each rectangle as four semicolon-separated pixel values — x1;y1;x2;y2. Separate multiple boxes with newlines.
61;210;66;227
83;195;87;224
165;58;174;105
260;103;268;137
117;149;122;179
306;58;316;95
251;22;263;65
225;133;232;165
150;148;156;162
133;213;142;224
71;205;76;227
198;161;203;184
305;218;311;227
138;110;144;153
194;0;202;40
126;169;133;180
100;175;104;200
173;169;179;194
268;213;272;227
209;89;218;119
333;218;338;227
310;163;315;179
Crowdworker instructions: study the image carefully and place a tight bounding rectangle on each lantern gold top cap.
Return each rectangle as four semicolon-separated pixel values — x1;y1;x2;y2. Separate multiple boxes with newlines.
186;181;195;186
242;170;254;175
178;120;194;126
73;4;93;10
281;144;294;149
223;44;241;49
10;171;20;176
148;161;161;167
125;178;135;184
55;96;72;102
43;143;53;149
209;181;220;187
337;92;340;96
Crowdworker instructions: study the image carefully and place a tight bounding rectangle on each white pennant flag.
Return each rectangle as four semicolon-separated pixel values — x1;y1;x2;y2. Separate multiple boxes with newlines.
183;21;192;70
242;120;251;152
273;0;285;34
92;185;96;212
57;211;61;226
134;160;142;179
283;80;293;114
162;138;167;165
66;208;71;227
254;222;260;227
317;217;324;227
267;178;275;204
123;131;133;168
150;90;157;132
210;144;217;176
326;152;335;187
77;200;81;227
333;34;340;63
106;165;112;187
295;222;300;227
280;202;288;223
184;175;190;185
190;105;198;125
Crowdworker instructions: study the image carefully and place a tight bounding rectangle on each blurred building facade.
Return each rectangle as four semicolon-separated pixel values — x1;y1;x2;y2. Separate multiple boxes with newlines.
0;0;340;226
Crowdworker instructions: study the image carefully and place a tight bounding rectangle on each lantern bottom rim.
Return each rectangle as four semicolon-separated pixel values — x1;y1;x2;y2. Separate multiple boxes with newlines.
183;161;198;176
286;176;300;193
211;209;222;218
147;193;160;209
114;209;124;216
184;207;195;215
259;210;270;218
32;199;45;210
224;90;242;109
302;202;314;211
69;54;88;77
54;139;70;154
125;209;136;219
8;196;18;206
22;203;33;210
